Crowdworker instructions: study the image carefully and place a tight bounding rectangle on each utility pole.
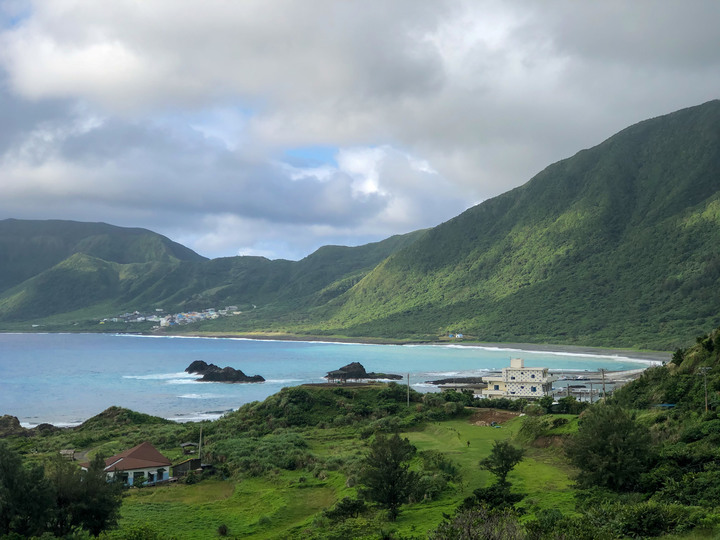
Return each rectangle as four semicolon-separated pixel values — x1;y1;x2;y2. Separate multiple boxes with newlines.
407;373;410;407
589;382;593;404
599;369;607;401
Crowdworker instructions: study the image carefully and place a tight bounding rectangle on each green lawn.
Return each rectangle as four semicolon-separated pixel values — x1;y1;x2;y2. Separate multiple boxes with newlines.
108;413;577;539
112;475;338;539
402;416;576;527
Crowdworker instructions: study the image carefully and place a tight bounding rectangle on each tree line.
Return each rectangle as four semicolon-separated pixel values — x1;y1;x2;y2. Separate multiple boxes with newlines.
0;442;122;538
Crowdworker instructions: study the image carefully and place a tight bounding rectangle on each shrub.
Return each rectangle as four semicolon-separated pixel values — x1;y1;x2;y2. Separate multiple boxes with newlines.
323;497;366;520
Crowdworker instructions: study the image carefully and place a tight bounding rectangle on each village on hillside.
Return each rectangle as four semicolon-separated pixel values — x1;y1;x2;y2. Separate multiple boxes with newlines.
99;306;244;329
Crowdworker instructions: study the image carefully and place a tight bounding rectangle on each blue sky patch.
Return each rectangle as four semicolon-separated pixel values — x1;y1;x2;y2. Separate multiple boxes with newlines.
283;146;338;167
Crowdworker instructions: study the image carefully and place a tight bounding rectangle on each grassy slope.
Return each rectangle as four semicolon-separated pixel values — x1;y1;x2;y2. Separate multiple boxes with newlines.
313;100;720;350
107;415;575;539
5;396;576;539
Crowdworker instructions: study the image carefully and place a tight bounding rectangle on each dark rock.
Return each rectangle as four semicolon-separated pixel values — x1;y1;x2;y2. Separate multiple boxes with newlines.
426;377;486;385
186;361;265;383
34;423;61;435
326;362;402;382
185;360;221;375
0;415;31;438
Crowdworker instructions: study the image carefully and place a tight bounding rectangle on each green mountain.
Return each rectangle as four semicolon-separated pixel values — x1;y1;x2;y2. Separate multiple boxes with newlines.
2;101;720;350
0;219;206;294
305;100;720;349
0;218;424;323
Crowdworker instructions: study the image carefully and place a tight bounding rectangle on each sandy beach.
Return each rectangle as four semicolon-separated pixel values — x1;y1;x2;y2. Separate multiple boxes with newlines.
181;331;672;363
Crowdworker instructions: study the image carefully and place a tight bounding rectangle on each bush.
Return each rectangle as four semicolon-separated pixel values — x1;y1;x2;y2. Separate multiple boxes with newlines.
208;432;313;476
323;497;366;520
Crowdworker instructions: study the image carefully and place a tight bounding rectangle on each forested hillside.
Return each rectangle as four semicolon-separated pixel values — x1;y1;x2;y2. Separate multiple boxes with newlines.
3;101;720;350
311;100;720;350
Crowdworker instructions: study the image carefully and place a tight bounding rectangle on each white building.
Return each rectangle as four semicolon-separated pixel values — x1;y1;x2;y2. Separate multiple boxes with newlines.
480;358;555;400
82;441;172;486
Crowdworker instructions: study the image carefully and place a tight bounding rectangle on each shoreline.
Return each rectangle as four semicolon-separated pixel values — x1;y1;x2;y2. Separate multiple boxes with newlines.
1;329;673;362
3;332;669;429
172;331;672;363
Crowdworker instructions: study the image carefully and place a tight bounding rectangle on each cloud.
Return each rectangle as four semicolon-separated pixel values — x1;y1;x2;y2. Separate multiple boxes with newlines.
0;1;718;259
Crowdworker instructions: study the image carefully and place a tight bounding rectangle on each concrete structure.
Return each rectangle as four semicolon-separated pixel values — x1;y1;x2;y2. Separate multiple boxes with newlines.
480;358;555;400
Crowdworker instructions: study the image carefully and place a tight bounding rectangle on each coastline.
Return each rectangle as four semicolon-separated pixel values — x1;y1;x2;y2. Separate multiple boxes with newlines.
175;331;672;363
2;332;668;428
1;328;672;362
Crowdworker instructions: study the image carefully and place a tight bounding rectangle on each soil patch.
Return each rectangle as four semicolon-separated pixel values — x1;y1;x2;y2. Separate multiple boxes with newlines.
468;408;521;426
532;435;565;448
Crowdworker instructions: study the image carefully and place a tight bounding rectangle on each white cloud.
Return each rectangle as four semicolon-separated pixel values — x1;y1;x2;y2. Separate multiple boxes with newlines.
0;0;718;259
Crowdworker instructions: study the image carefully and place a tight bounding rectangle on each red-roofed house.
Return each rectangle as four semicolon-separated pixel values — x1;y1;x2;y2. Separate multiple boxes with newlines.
83;442;172;486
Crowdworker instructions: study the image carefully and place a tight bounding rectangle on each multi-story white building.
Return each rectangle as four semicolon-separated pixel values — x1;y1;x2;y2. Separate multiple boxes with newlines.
480;358;555;400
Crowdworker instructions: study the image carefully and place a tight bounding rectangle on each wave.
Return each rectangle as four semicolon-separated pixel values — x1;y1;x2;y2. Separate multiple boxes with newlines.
407;343;664;363
166;378;203;385
420;370;491;377
178;393;226;399
169;410;234;423
21;420;83;428
123;372;201;382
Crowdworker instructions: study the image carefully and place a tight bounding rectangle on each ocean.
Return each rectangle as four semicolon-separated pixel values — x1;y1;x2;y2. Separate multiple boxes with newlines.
0;333;661;427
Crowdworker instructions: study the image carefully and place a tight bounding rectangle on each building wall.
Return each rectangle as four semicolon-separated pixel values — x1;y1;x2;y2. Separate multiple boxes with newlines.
480;359;554;399
108;466;169;485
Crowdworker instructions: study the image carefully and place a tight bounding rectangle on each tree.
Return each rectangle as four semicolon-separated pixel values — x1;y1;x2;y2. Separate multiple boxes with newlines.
0;441;54;537
47;455;83;537
324;496;366;520
565;403;651;491
359;433;418;521
47;452;123;537
479;440;525;487
75;453;124;536
538;395;554;413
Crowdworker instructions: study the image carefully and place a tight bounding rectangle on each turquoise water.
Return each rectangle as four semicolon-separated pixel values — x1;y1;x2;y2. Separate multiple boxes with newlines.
0;333;659;426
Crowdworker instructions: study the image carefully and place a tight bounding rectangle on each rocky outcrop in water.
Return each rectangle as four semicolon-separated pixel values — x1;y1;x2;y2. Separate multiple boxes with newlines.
425;377;486;385
325;361;402;382
185;360;265;383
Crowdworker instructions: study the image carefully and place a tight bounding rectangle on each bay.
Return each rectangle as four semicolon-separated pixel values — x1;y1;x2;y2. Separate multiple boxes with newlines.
0;333;661;427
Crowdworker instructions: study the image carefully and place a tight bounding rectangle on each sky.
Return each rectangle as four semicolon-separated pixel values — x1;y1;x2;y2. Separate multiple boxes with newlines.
0;1;719;260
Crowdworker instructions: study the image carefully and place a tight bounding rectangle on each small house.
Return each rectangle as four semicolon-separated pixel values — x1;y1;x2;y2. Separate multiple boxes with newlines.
180;442;199;455
172;457;202;478
84;441;172;486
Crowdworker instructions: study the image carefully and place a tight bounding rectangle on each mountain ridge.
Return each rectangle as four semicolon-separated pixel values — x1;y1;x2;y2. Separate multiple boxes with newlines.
310;100;720;349
2;100;720;350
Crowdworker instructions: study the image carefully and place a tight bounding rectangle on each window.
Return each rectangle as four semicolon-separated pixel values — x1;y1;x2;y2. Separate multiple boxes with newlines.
510;376;516;380
531;374;536;378
494;384;500;390
531;386;537;392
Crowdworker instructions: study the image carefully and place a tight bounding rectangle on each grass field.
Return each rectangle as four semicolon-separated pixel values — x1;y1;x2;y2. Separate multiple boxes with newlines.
108;411;577;539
